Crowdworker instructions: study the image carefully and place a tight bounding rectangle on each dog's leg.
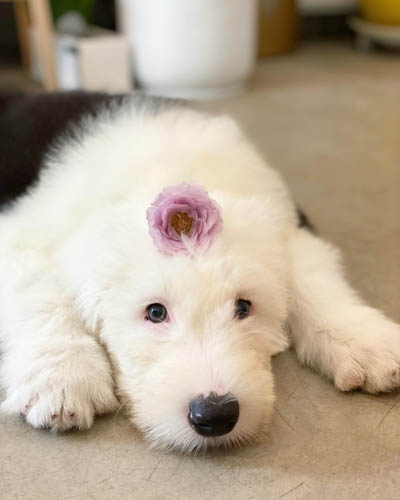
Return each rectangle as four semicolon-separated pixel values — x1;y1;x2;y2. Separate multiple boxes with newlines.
289;228;400;393
0;247;119;430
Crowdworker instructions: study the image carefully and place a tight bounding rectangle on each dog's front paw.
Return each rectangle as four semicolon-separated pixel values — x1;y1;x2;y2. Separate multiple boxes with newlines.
1;344;119;431
332;318;400;393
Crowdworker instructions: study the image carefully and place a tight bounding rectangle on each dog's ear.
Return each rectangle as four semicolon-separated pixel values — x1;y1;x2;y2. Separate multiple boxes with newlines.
213;192;295;256
56;218;111;334
210;192;293;354
56;203;149;334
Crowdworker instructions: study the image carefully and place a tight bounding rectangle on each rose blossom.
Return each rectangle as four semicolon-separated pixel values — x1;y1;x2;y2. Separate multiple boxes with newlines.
146;183;223;255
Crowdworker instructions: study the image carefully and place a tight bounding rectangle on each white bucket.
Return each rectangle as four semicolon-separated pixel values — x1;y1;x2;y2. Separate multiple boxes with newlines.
117;0;258;99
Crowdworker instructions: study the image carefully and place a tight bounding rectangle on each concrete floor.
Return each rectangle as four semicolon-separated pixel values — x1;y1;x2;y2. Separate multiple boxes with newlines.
1;42;400;499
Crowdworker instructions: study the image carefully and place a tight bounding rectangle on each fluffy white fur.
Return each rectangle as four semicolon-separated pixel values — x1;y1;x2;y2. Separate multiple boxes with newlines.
1;103;399;452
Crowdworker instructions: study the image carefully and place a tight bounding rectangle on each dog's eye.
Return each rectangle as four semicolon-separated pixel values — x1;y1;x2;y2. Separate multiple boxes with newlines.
234;299;252;320
145;303;168;323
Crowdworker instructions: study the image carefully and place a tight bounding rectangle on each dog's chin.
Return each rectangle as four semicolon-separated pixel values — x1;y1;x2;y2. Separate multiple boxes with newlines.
131;409;272;454
145;421;270;454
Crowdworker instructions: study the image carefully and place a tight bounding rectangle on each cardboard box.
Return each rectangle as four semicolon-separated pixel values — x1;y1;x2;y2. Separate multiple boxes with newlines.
30;26;133;92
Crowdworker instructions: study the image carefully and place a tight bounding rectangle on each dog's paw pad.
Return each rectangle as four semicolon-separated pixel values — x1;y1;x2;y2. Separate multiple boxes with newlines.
334;369;365;392
4;378;118;432
328;319;400;394
2;342;119;432
334;354;400;394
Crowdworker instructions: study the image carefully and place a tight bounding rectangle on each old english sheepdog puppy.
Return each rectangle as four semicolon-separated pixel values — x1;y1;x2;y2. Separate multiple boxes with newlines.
1;93;399;452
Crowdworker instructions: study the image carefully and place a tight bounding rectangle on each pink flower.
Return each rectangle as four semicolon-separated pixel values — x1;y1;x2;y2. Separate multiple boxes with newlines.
146;183;223;255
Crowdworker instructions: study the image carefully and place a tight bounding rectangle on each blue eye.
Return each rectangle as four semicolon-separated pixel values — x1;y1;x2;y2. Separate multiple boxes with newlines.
234;299;252;320
146;303;168;323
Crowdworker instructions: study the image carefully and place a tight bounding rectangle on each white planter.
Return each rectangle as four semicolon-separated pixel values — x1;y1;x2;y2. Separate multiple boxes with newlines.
117;0;258;99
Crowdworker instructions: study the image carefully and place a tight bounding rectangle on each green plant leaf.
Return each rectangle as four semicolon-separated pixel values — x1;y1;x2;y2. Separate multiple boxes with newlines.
50;0;96;23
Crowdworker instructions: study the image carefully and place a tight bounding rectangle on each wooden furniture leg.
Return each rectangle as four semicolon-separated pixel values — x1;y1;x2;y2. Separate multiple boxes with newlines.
28;0;57;90
13;0;31;72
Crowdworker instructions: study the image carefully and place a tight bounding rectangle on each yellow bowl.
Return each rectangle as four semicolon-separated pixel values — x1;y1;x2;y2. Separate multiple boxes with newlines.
360;0;400;25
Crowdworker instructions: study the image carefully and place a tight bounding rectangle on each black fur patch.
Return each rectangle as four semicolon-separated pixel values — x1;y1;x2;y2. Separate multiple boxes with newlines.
297;208;315;233
0;92;127;208
0;92;180;209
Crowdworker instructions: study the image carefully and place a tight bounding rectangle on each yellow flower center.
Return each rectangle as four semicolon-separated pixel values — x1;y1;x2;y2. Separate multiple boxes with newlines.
170;212;193;235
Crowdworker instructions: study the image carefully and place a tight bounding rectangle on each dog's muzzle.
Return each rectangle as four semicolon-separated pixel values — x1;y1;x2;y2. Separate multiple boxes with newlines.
187;392;239;437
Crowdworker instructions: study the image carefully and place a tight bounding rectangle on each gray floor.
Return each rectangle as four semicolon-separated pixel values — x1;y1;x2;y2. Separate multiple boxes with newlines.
1;42;400;499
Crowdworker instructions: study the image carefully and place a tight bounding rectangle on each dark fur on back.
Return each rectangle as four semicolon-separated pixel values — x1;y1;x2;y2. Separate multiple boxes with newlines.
0;91;314;232
0;91;181;208
0;92;124;207
297;208;315;233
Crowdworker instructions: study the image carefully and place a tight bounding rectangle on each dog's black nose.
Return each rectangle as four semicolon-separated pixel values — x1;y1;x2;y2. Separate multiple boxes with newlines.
188;392;239;437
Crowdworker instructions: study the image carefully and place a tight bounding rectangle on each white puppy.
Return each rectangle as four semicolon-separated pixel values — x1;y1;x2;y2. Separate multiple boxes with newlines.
0;94;399;452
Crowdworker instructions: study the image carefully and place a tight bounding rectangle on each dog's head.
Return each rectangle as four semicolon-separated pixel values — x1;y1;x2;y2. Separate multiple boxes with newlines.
58;110;293;451
61;192;291;451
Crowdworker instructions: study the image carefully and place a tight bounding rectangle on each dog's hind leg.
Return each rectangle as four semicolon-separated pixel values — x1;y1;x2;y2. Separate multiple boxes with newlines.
0;245;119;431
288;228;400;393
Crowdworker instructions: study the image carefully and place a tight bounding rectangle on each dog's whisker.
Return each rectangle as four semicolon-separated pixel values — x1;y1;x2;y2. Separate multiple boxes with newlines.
112;401;127;425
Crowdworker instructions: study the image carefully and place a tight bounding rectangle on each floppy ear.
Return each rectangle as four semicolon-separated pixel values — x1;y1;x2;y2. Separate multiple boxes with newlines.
56;217;112;334
209;192;294;355
56;203;150;333
214;191;295;258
